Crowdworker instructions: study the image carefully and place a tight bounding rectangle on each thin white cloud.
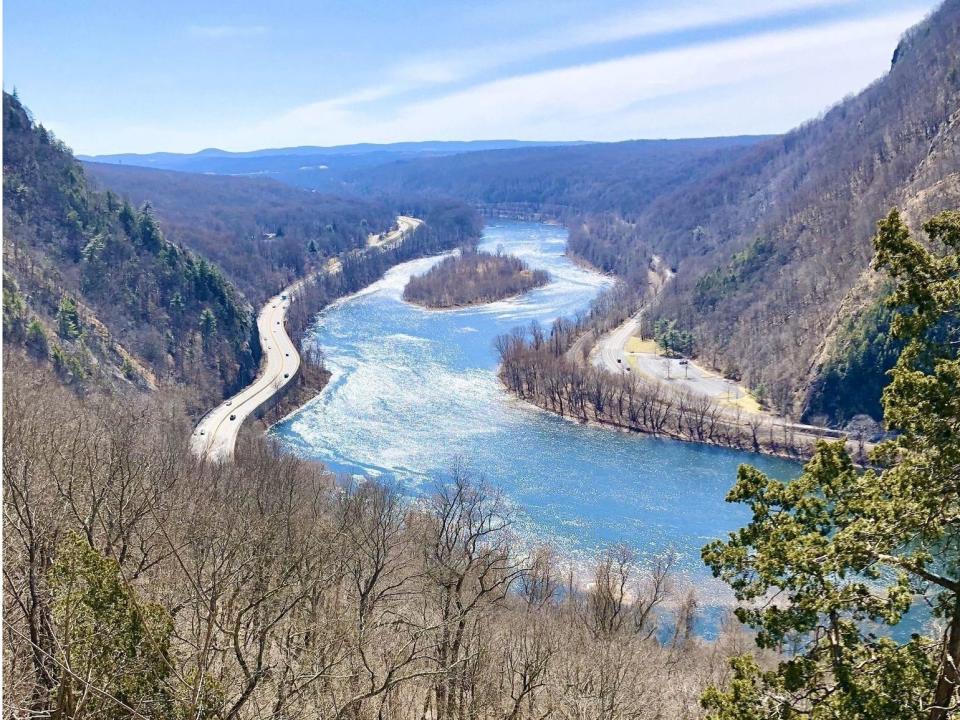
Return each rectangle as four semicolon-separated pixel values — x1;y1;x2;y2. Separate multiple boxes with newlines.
187;24;267;39
316;0;868;115
225;8;924;148
570;0;852;47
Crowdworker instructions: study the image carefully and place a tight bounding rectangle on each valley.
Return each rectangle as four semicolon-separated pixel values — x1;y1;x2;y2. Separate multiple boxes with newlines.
270;220;800;594
5;2;960;717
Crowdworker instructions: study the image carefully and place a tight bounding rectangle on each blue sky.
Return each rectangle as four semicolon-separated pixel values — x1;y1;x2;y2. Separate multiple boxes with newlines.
3;0;940;154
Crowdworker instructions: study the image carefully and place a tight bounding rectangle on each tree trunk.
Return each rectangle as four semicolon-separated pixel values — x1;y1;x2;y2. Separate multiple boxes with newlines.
930;593;960;720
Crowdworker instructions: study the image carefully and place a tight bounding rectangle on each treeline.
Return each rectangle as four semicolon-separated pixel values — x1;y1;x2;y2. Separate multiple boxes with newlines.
3;92;257;404
3;349;764;720
404;247;549;308
84;161;397;304
496;321;814;458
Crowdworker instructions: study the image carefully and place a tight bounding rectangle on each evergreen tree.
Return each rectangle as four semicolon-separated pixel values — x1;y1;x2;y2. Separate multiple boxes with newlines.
702;210;960;719
3;275;27;340
49;533;175;718
654;319;694;357
118;199;138;239
56;296;81;339
199;307;218;353
25;318;49;358
137;202;164;253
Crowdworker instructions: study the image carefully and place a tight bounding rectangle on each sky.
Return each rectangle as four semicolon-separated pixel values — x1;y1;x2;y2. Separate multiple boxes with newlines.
3;0;941;155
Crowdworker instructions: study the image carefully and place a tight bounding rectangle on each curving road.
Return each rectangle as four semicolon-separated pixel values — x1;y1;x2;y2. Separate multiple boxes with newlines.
191;215;422;461
592;315;640;377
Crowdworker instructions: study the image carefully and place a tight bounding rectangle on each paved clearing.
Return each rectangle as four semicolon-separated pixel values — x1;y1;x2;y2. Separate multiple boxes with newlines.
591;316;761;412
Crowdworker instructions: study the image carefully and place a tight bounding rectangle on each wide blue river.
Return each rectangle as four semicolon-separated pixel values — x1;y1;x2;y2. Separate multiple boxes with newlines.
272;221;799;606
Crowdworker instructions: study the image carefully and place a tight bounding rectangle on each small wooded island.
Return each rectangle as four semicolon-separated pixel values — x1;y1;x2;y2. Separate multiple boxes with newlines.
403;247;549;308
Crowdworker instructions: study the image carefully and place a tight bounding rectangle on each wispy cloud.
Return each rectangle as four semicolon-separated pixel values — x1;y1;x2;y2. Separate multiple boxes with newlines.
187;24;267;39
227;8;925;148
307;0;867;116
564;0;851;47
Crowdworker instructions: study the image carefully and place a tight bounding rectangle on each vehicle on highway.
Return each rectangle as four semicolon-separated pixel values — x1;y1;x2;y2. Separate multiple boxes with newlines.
229;414;236;421
225;400;232;406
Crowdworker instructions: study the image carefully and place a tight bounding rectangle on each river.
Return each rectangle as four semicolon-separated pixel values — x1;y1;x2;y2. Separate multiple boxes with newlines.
271;220;799;615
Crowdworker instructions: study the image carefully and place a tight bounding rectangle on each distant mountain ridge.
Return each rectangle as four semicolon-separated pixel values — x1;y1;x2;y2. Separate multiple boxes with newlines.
78;140;589;191
81;139;586;163
340;135;773;221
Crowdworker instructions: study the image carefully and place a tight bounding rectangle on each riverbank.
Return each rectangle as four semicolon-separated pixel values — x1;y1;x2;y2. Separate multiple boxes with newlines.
192;215;424;461
255;361;331;428
499;369;824;460
517;244;845;459
500;373;830;461
496;326;845;461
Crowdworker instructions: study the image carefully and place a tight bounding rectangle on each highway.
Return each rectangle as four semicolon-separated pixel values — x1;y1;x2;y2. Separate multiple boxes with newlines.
592;315;640;377
191;215;422;461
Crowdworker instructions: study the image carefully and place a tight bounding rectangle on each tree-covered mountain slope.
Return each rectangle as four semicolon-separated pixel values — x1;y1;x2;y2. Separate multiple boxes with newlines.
3;91;257;401
632;0;960;418
82;161;397;304
340;136;770;219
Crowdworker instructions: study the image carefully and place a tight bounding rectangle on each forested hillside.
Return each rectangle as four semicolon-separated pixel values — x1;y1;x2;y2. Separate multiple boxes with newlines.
620;1;960;419
345;136;768;220
2;92;257;401
83;162;396;303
